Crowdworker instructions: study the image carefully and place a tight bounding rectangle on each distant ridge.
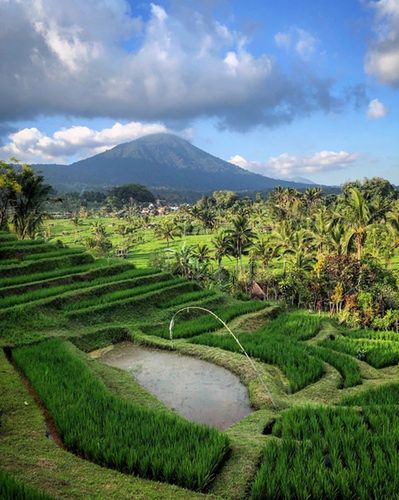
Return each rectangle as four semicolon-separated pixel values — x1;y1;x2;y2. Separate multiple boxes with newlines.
33;133;320;193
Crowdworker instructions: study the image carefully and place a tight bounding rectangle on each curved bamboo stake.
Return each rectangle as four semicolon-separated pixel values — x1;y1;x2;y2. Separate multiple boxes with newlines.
169;306;276;408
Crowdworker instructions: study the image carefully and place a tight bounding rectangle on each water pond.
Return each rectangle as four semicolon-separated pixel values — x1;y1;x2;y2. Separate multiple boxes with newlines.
98;342;252;430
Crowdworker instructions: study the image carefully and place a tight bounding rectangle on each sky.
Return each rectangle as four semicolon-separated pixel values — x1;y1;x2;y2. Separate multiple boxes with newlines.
0;0;398;185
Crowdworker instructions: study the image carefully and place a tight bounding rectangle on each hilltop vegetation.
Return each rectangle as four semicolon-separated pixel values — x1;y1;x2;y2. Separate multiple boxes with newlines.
43;177;399;331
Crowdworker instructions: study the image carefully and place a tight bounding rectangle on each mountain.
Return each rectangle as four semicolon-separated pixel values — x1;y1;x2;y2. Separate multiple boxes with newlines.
287;176;315;185
33;133;317;193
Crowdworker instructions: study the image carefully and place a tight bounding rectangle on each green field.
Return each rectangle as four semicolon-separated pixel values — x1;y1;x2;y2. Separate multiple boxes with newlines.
2;230;399;499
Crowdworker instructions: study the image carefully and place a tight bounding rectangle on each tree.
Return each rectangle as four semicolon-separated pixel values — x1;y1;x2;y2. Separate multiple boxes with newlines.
192;243;212;264
85;221;112;256
225;214;255;270
272;220;295;275
212;231;231;269
346;187;377;261
0;158;22;230
12;165;51;239
107;184;155;208
155;219;181;247
249;235;274;270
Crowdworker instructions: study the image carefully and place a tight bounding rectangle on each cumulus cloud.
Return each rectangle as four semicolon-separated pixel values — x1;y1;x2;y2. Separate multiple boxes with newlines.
274;28;318;58
367;98;388;118
0;121;170;163
0;1;353;130
365;0;399;86
229;150;358;178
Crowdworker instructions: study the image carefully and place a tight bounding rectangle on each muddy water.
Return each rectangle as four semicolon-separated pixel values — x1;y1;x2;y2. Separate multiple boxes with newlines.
99;342;252;430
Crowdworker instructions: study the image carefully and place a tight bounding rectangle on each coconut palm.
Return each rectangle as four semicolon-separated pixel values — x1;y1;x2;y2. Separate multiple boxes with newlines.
272;220;295;275
225;214;255;270
212;231;232;269
155;219;181;247
12;166;51;239
249;235;274;270
192;243;212;264
174;244;194;278
346;187;377;260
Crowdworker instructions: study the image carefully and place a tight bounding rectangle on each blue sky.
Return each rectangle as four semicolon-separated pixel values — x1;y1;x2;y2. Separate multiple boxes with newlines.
0;0;398;185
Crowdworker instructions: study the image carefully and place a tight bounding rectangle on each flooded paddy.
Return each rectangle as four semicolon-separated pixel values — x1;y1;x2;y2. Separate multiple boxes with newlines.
98;342;252;430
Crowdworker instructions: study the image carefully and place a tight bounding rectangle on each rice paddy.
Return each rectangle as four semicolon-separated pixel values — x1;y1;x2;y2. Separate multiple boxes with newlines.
1;229;399;499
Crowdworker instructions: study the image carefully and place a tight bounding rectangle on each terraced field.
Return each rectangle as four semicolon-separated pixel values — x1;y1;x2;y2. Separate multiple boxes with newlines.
1;230;399;499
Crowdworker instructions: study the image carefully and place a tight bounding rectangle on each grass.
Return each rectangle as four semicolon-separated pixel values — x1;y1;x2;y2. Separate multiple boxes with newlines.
191;311;325;392
342;383;399;406
0;259;127;289
0;469;52;500
66;281;199;323
321;336;399;368
252;405;399;499
0;268;157;308
150;301;267;339
13;339;229;491
0;252;94;277
306;345;362;388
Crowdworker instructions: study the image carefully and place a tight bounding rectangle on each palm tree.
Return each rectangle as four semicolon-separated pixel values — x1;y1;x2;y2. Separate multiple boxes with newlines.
212;231;231;269
225;214;255;270
12;166;51;239
192;243;212;264
310;206;335;255
346;187;377;260
272;220;295;275
249;235;274;270
155;220;181;247
328;222;348;256
0;159;21;230
303;187;322;215
286;228;315;272
173;244;194;278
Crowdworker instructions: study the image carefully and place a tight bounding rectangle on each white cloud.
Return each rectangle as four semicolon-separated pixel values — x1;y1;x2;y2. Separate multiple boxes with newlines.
274;27;317;58
365;0;399;86
0;1;346;130
367;98;388;119
0;121;170;163
229;150;358;178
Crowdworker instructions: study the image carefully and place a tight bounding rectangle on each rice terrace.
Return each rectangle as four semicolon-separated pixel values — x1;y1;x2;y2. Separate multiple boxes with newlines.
1;0;399;499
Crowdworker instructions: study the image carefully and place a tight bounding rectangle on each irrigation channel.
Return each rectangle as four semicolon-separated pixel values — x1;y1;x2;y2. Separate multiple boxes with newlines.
97;342;252;429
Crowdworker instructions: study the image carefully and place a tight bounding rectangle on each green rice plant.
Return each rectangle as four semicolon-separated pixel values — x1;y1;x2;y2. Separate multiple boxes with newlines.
0;253;94;277
59;273;177;311
158;289;218;308
0;242;53;259
340;327;399;342
0;470;52;500
0;232;16;242
0;238;44;248
0;248;86;267
257;310;322;340
66;281;199;323
0;261;132;294
152;301;266;339
69;327;131;352
306;345;362;388
321;337;399;368
189;310;325;392
342;383;399;406
192;329;324;392
13;339;229;491
0;269;156;308
252;405;399;499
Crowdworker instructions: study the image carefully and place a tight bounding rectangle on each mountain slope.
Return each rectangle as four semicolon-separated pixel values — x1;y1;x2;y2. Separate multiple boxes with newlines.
33;133;314;192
